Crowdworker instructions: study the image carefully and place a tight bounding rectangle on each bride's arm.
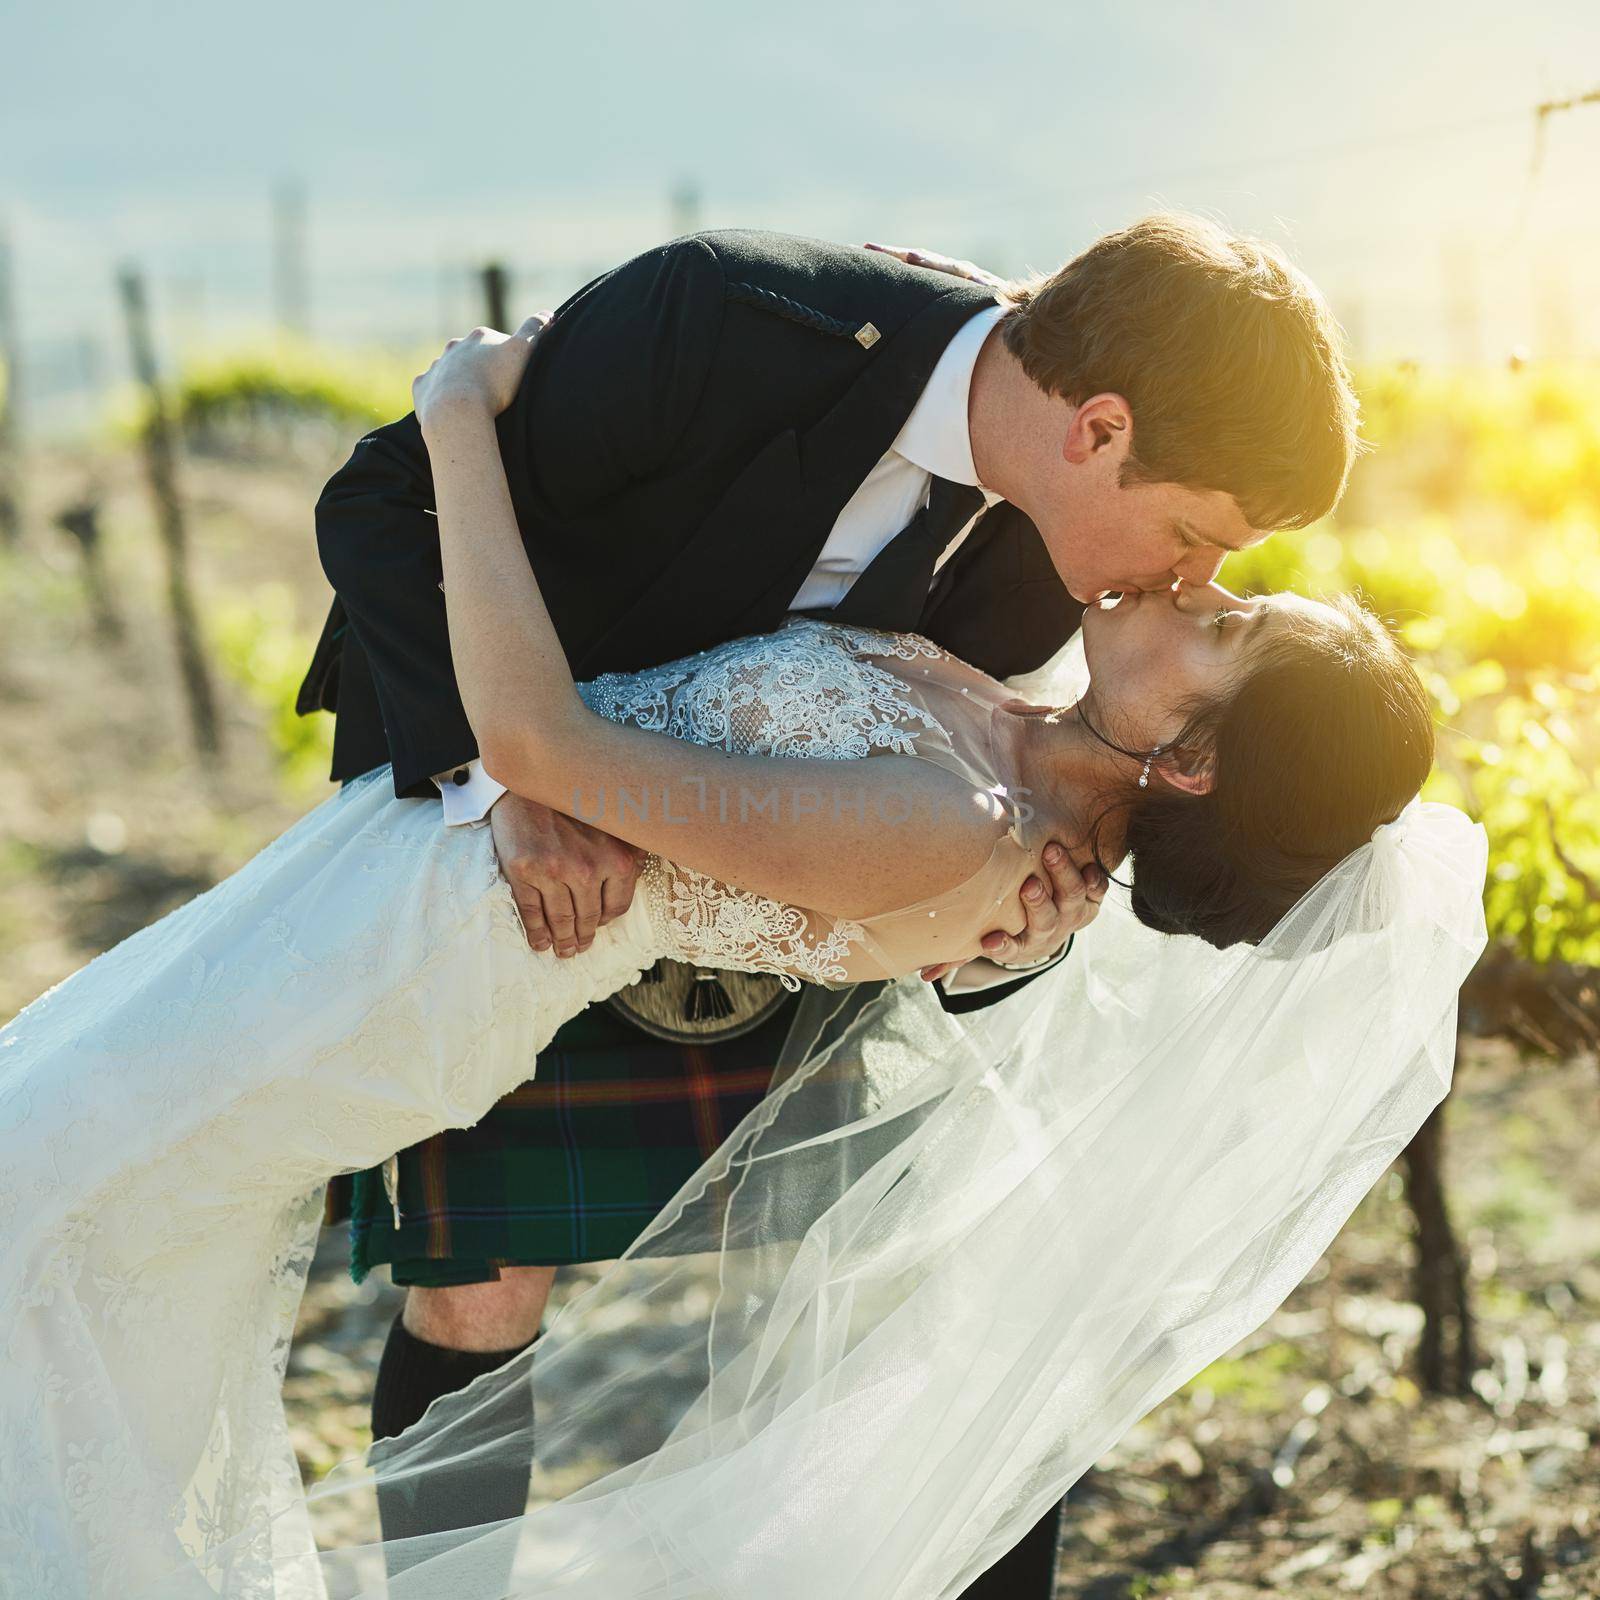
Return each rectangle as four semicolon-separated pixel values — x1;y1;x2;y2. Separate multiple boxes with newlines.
416;328;1003;924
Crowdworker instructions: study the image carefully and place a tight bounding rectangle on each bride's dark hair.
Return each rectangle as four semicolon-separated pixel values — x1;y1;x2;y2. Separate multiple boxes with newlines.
1114;594;1434;949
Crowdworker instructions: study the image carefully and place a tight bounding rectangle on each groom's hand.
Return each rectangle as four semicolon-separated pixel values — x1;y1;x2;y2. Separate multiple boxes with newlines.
983;845;1108;965
489;793;646;958
863;242;1005;289
921;846;1106;982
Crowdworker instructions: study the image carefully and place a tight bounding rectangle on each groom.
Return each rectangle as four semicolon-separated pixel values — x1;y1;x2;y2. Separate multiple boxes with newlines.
300;214;1358;1594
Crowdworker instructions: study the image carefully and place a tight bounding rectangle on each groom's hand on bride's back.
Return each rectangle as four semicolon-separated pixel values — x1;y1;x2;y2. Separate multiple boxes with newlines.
489;794;646;958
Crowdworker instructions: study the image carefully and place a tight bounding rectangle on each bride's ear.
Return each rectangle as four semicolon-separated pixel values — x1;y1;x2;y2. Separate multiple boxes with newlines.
1153;745;1215;796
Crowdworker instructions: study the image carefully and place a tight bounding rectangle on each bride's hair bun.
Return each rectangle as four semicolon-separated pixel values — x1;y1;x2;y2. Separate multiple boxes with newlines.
1122;594;1433;949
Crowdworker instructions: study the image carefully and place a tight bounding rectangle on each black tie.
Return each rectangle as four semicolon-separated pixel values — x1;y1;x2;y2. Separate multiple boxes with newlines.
822;476;987;633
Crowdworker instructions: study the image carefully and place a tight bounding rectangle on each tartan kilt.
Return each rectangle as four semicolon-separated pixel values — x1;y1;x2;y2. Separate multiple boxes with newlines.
326;989;804;1284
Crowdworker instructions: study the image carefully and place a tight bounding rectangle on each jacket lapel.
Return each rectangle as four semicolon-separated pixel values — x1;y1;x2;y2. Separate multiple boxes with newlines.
722;284;998;638
916;499;1085;681
574;281;998;677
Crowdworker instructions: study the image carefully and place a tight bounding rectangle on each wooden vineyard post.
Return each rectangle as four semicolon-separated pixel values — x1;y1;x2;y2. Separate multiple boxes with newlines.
55;496;124;644
0;229;21;546
1401;1077;1477;1394
482;261;510;332
117;265;224;760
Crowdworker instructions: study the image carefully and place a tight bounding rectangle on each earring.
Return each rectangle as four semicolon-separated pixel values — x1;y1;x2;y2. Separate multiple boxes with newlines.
1138;755;1153;789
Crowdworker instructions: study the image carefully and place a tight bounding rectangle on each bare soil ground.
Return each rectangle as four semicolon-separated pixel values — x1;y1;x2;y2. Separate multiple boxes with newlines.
2;448;1595;1598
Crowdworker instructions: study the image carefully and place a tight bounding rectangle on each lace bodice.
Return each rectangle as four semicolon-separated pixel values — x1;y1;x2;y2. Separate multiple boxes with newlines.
577;617;1041;988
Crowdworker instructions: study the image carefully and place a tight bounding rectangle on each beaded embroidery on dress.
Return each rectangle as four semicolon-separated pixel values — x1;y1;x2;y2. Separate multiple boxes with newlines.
582;618;1033;992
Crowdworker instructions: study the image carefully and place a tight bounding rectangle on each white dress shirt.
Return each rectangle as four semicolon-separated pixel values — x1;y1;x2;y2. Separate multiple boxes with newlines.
435;303;1007;825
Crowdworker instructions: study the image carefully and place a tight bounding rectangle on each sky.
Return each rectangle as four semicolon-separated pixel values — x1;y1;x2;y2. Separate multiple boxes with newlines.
5;0;1600;431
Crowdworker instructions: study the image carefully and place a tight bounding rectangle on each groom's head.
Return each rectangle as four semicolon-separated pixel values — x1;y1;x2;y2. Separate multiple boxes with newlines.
978;213;1360;604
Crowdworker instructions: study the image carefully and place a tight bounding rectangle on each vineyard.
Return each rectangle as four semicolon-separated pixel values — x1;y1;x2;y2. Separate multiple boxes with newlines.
0;344;1595;1596
1233;364;1600;970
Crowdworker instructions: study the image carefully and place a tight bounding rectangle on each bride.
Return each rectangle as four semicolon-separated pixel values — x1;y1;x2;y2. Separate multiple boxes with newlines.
0;319;1485;1599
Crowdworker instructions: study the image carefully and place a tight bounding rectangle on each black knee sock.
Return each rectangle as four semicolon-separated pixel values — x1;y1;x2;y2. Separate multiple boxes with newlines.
371;1313;537;1572
957;1498;1062;1599
371;1314;1060;1593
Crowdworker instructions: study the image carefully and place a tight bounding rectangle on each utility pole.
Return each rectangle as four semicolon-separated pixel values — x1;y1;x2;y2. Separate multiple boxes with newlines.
482;261;511;331
670;180;702;238
1441;238;1482;368
272;179;310;339
118;265;225;759
0;227;22;545
1529;84;1600;179
437;258;457;341
1535;259;1575;362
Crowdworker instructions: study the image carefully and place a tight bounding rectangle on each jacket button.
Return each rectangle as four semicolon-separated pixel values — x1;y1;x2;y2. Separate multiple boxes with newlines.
452;768;470;785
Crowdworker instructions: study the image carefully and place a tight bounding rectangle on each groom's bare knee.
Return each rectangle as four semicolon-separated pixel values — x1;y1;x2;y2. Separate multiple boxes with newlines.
402;1265;556;1353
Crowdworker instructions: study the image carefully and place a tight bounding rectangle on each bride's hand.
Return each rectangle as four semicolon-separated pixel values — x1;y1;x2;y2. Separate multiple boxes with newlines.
863;242;1005;289
413;313;552;432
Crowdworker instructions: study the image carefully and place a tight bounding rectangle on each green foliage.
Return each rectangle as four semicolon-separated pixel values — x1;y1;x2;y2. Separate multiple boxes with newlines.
211;585;333;793
112;338;418;447
1367;1497;1406;1534
0;540;79;620
1181;1340;1309;1413
1125;1577;1194;1599
1468;1147;1563;1248
181;340;414;431
1224;362;1600;969
1357;362;1600;524
1226;517;1600;678
1432;674;1600;966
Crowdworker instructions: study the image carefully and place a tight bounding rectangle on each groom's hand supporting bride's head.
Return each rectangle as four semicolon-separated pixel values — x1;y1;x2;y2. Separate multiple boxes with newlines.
920;845;1106;983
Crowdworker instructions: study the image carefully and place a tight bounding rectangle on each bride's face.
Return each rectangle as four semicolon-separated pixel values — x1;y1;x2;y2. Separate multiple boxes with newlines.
1079;580;1345;751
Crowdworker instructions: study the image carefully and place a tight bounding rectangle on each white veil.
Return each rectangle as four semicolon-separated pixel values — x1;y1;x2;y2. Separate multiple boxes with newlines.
139;649;1489;1600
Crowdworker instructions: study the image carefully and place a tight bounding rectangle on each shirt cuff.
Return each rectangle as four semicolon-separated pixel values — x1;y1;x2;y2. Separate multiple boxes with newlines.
936;936;1072;996
431;759;507;827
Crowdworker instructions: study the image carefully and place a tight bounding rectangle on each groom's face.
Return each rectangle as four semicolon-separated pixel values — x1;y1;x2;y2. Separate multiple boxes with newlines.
1024;396;1268;605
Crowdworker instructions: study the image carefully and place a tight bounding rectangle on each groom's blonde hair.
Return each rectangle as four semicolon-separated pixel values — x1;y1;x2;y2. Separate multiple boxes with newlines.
998;213;1361;531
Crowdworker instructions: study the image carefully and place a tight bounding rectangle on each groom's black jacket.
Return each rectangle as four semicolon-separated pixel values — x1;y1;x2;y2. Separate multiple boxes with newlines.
297;229;1083;793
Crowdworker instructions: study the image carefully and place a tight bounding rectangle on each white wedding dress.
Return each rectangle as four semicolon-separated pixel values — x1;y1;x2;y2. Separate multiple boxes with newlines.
1;615;1490;1600
0;618;1042;1599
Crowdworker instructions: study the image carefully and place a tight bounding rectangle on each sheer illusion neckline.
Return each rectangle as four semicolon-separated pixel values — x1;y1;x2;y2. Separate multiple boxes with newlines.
848;690;1038;956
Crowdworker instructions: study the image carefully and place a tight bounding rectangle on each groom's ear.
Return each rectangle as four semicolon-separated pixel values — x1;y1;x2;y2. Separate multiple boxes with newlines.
1154;746;1215;796
1062;393;1133;467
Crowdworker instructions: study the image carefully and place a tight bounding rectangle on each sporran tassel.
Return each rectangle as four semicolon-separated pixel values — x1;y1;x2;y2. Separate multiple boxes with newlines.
684;970;736;1023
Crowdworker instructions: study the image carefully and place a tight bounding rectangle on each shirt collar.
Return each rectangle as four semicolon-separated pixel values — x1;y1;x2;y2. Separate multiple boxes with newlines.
892;302;1006;503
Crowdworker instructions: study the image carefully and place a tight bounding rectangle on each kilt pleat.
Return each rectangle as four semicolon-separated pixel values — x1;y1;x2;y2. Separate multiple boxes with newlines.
329;993;802;1282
